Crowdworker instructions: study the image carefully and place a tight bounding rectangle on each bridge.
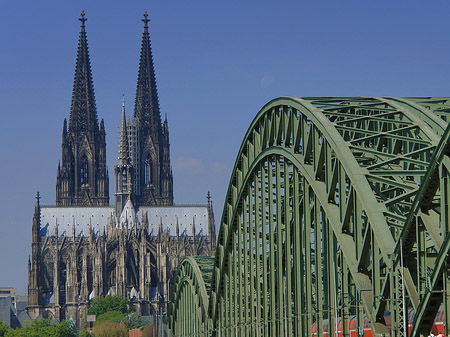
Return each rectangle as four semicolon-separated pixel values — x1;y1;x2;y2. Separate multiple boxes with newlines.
168;97;450;337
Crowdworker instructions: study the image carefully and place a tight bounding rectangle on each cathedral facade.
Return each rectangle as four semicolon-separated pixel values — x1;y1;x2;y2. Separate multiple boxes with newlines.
27;11;216;329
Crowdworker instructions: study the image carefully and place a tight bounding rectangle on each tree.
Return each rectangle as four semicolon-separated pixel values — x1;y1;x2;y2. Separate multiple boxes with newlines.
5;319;76;337
126;313;153;330
93;321;127;337
0;322;9;337
95;311;126;326
88;296;129;316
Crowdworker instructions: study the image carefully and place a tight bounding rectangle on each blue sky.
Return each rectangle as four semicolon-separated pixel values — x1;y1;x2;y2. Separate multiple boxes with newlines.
2;0;450;292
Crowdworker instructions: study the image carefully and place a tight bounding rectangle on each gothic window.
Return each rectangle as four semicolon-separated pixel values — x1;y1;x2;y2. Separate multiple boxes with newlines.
59;259;67;305
42;310;55;320
144;156;152;185
42;252;54;293
127;252;138;288
81;155;89;186
77;252;83;289
87;256;93;294
122;168;128;190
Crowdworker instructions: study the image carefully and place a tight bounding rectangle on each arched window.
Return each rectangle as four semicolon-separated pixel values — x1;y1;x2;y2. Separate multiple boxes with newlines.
81;156;89;186
42;252;54;292
144;156;152;185
59;259;67;305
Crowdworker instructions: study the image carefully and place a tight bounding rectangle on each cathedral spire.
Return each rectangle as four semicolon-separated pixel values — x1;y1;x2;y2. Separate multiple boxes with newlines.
134;11;161;137
68;10;99;135
62;119;67;143
207;191;216;251
34;191;41;217
115;94;134;215
118;94;130;166
163;114;169;137
56;11;109;206
57;161;61;179
128;12;173;207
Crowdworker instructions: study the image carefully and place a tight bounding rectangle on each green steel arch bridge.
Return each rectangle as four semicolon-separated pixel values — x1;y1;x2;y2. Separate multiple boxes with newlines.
169;97;450;337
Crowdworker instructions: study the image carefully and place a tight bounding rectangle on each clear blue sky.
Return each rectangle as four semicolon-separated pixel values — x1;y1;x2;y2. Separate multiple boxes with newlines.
2;0;450;293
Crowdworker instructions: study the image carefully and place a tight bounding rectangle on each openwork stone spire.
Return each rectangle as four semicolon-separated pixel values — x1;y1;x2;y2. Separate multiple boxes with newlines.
118;94;130;166
115;94;134;215
56;11;108;206
68;10;99;134
134;11;161;138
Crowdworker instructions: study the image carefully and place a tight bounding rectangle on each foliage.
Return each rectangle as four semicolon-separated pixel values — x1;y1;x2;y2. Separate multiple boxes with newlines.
95;310;126;326
93;321;127;337
78;331;94;337
125;313;153;330
0;322;9;337
88;296;129;316
141;324;158;337
5;319;76;337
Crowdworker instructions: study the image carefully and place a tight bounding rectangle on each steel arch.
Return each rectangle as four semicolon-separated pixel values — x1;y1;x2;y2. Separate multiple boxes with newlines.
169;256;214;337
394;120;450;336
169;97;450;337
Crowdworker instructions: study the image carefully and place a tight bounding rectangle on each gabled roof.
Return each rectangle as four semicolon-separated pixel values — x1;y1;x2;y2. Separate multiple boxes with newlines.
40;206;114;237
119;199;136;227
40;205;209;238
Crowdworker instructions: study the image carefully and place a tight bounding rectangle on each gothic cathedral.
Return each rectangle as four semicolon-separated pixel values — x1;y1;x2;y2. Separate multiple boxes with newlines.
27;11;216;329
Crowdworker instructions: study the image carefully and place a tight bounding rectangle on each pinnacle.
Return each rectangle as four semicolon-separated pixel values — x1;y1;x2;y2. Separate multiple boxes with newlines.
34;191;41;215
62;119;68;140
118;96;130;165
35;191;40;204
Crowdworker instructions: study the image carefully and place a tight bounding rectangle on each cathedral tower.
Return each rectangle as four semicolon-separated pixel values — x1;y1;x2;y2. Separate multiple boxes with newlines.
56;11;109;206
131;12;173;206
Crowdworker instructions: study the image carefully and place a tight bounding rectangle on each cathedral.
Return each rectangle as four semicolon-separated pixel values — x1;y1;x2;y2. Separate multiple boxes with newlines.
27;11;216;329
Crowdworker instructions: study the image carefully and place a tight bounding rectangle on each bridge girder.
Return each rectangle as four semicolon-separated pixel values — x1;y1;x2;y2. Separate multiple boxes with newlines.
169;97;450;337
169;256;214;336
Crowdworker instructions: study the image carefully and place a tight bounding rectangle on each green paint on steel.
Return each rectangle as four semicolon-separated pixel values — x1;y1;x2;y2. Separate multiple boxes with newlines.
169;256;214;336
168;97;450;337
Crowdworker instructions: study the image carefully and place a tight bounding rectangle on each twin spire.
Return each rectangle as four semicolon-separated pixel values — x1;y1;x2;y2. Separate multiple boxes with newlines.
134;10;162;138
69;10;98;135
64;11;172;208
69;10;160;138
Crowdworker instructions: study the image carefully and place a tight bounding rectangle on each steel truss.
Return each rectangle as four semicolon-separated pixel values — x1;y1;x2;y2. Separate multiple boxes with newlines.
170;256;214;336
169;97;450;337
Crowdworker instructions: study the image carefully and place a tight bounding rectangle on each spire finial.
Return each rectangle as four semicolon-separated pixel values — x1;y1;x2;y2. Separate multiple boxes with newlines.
36;191;41;206
122;93;125;108
79;10;87;29
142;11;150;29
